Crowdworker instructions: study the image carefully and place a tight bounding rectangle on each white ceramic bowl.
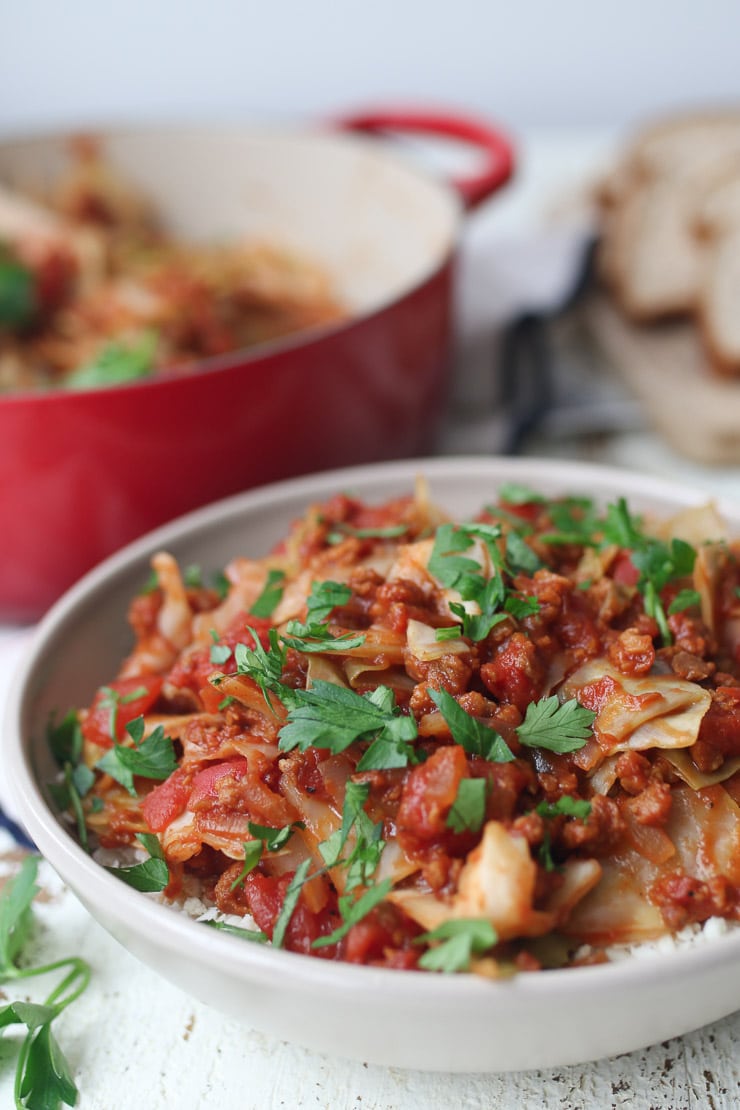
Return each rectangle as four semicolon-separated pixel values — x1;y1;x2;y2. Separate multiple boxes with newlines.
7;456;740;1073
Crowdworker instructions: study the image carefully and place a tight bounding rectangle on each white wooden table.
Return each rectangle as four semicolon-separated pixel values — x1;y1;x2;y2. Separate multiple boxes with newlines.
3;127;740;1108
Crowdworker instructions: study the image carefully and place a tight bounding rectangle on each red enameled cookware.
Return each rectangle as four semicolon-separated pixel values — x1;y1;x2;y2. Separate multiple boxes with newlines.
0;109;514;620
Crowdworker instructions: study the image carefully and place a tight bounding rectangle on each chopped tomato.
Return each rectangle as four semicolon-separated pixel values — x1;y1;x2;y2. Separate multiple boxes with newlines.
397;743;469;843
189;758;248;807
611;551;640;587
242;871;339;957
142;768;192;832
81;674;163;749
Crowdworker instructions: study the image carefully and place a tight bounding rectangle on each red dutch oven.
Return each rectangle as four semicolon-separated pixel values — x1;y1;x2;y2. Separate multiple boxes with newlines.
0;109;514;621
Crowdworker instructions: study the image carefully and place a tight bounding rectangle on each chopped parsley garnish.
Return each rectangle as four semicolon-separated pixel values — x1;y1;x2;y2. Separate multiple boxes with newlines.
95;717;178;796
0;249;36;330
234;628;287;707
0;856;91;1110
505;531;542;575
64;330;157;390
516;696;595;754
668;588;702;615
428;688;514;763
203;920;269;944
416;918;498;973
435;625;464;642
249;569;286;618
228;840;264;891
326;523;408;544
229;821;304;890
498;483;546;506
279;681;418;768
272;859;312;949
601;497;697;644
446;778;489;834
105;832;169;892
312;878;393;949
428;521;541;641
319;781;385;889
282;579;366;653
209;642;233;666
536;796;592;820
47;711;91;850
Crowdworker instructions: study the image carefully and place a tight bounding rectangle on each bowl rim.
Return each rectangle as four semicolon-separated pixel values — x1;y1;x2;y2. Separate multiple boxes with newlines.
8;453;740;1007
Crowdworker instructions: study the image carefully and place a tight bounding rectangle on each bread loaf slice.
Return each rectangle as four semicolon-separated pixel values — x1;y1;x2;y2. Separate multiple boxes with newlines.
699;225;740;374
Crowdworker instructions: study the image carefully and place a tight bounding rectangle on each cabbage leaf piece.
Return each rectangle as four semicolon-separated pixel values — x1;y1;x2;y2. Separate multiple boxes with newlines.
560;660;711;755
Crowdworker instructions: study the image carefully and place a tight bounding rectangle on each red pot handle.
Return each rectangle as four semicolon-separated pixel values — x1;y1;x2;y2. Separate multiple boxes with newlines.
335;108;515;210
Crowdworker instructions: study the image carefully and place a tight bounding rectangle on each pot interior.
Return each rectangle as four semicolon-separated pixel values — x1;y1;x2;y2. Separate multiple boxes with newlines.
0;126;460;314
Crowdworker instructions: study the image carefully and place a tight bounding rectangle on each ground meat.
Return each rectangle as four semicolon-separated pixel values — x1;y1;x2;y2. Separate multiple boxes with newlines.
650;873;735;931
670;650;715;682
614;750;653;795
607;628;655;676
626;781;672;827
480;631;544;713
559;794;626;857
408;654;474;716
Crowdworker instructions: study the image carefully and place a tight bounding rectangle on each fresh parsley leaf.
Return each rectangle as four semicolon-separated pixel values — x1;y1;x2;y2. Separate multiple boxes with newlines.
278;681;418;765
446;777;488;834
105;832;169;892
0;252;36;329
64;329;157;390
449;580;508;642
96;721;177;796
202;920;269;943
435;626;464;642
505;531;542;575
428;524;483;590
0;856;38;974
249;569;286;618
539;497;600;547
319;781;385;887
304;580;351;624
281;627;367;653
247;820;302;852
536;796;592;820
428;688;514;762
504;594;541;620
233;628;288;707
229;840;263;891
416;918;497;973
282;579;366;653
272;859;312;948
312;878;393;949
498;483;546;506
210;642;233;666
0;855;91;1110
212;570;230;601
183;564;204;588
213;825;278;895
668;588;702;615
47;711;82;768
326;523;408;544
516;696;595;754
602;497;644;549
18;1020;78;1108
319;782;371;868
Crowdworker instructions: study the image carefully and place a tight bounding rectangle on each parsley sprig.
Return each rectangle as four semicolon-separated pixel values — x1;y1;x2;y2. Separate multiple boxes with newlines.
0;856;91;1109
602;498;697;644
416;918;498;973
516;696;596;754
95;717;178;796
428;522;541;642
282;580;366;653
